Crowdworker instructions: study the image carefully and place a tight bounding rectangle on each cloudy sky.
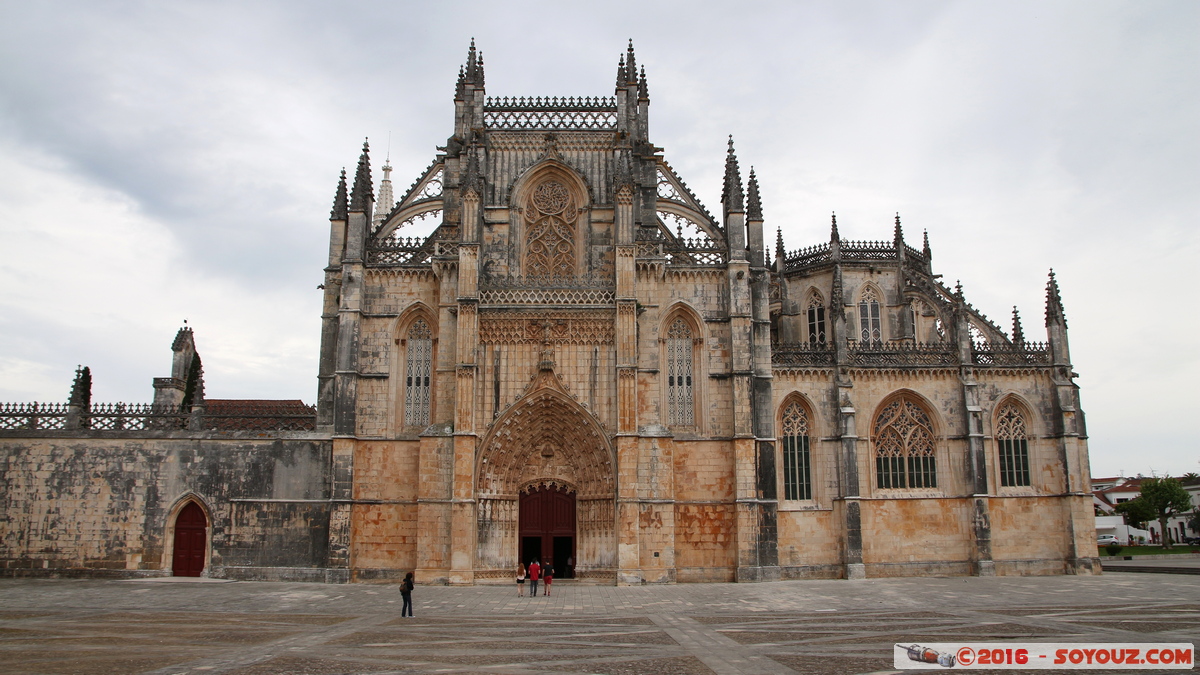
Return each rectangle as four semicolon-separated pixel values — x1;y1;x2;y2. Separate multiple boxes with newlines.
0;1;1196;477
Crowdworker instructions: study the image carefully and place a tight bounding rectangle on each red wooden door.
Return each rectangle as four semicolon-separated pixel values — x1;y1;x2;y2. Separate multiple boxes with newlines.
172;502;208;577
519;485;575;577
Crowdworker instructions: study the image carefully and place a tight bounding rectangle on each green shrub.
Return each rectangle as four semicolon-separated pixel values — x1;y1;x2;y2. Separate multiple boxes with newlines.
1104;543;1123;556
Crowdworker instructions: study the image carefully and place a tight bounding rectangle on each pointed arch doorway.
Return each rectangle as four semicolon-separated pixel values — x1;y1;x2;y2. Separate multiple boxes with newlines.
520;483;576;578
476;369;616;582
172;502;208;577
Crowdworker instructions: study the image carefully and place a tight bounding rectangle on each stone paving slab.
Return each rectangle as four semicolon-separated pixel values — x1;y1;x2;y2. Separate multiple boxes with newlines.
0;574;1197;674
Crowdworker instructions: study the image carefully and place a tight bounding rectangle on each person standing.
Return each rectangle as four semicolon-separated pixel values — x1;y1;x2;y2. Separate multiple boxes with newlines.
516;562;526;597
400;572;415;618
542;559;553;596
528;558;541;597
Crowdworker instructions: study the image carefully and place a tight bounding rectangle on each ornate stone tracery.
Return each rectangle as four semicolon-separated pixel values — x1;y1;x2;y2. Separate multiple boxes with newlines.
874;397;937;489
525;179;578;278
781;400;813;501
995;401;1031;487
666;317;695;426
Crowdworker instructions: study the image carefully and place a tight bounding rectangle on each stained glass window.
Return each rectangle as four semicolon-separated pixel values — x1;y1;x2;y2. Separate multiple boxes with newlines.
666;318;694;426
404;319;432;427
996;402;1031;487
781;401;812;500
874;397;937;489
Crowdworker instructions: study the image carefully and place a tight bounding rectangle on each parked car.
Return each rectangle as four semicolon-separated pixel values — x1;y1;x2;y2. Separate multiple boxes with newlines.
1096;534;1119;546
1183;536;1200;546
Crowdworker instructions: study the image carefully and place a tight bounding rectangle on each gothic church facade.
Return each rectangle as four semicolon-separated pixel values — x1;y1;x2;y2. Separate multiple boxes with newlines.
318;42;1095;584
0;43;1097;582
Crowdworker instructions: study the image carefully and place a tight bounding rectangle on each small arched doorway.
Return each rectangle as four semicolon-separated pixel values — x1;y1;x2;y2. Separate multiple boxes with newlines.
172;502;208;577
519;484;576;578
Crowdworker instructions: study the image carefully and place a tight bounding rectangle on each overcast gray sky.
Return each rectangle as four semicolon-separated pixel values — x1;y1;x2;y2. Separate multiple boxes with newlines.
1;1;1196;478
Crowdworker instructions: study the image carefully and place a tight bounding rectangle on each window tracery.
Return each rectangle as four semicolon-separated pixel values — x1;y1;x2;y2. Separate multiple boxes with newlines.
404;319;432;428
781;401;812;500
525;179;577;278
874;397;937;489
807;294;826;344
859;287;882;343
666;317;694;426
996;402;1031;487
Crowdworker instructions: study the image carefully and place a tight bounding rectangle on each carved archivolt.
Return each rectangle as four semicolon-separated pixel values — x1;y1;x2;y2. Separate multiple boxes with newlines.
477;375;614;500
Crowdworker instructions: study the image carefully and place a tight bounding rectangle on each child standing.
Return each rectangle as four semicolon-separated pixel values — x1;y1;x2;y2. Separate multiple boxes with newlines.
516;562;526;596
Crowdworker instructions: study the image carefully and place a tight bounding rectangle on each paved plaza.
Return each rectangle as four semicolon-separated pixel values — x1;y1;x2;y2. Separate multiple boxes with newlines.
0;571;1197;675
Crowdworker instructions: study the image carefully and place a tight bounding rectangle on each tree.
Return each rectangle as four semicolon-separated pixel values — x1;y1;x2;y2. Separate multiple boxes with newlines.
1115;478;1193;548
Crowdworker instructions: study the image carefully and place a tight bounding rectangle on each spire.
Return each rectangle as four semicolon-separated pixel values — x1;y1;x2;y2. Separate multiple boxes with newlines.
373;158;394;230
455;65;465;99
465;38;478;83
616;54;626;89
830;212;840;242
922;229;931;259
893;212;904;246
68;365;92;408
1045;269;1067;327
954;280;964;299
349;139;373;212
477;51;485;86
330;168;348;220
746;167;762;220
721;136;744;212
1011;306;1025;344
776;227;785;260
625;39;638;85
638;65;649;100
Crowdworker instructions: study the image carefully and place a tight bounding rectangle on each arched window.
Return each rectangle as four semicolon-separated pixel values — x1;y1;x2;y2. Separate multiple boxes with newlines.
996;402;1030;487
404;319;433;427
874;397;937;489
666;317;694;426
859;287;882;343
781;401;812;500
807;294;826;344
525;179;577;278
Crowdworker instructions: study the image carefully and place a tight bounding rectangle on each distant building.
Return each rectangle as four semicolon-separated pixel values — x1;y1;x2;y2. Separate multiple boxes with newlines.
0;42;1097;582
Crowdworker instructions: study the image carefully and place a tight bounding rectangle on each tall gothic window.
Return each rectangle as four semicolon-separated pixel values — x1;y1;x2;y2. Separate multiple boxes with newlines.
666;318;694;426
781;401;812;500
859;287;882;343
525;179;577;278
404;319;432;428
874;397;937;489
807;295;826;344
996;402;1031;487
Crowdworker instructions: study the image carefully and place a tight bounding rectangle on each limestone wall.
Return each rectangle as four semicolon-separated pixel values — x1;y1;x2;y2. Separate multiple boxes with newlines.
0;433;332;578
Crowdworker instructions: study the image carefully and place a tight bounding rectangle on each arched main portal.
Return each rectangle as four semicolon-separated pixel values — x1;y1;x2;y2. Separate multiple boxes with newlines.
172;502;208;577
476;371;615;582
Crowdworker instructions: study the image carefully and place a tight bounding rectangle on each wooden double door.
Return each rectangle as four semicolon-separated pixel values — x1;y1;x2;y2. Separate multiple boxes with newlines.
518;485;575;579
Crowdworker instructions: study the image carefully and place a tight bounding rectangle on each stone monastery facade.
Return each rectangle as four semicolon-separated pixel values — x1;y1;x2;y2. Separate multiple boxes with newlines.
0;43;1097;583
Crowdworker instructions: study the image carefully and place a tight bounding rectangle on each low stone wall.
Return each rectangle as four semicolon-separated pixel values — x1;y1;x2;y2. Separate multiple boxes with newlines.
0;431;333;578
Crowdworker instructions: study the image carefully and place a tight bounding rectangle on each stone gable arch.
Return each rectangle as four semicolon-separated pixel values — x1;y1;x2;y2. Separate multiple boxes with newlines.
474;368;616;580
510;161;592;279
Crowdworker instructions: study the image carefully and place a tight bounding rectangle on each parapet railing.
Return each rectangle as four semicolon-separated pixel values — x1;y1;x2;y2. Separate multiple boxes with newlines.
483;97;619;131
0;402;316;432
846;340;958;366
772;343;835;367
972;342;1052;366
